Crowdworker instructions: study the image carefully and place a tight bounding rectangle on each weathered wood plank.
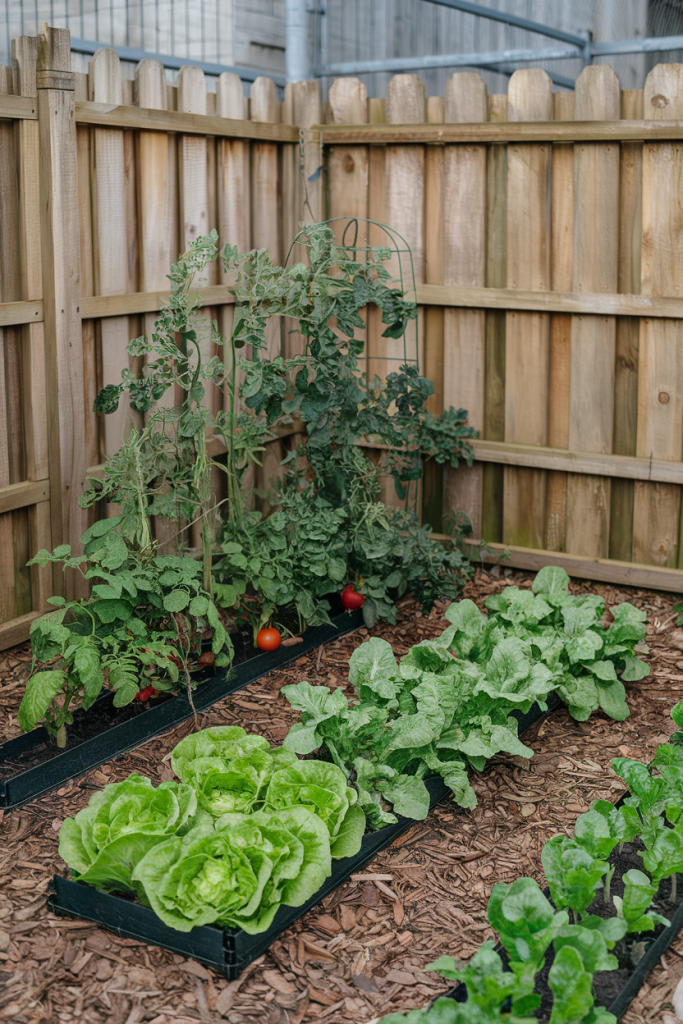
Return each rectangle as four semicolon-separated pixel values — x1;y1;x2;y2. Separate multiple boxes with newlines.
442;71;487;540
633;66;683;567
503;69;552;550
565;65;621;559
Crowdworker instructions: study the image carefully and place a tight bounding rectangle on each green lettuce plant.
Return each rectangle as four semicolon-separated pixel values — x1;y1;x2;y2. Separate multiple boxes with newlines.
58;773;205;892
170;725;365;858
132;807;331;934
281;568;648;827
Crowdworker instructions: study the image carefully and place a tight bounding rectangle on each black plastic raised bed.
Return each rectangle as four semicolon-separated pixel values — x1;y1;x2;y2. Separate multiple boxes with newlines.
47;699;555;978
0;608;364;809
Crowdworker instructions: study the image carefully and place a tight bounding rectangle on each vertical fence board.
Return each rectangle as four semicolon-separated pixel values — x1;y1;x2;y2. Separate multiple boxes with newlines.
610;88;644;561
422;93;445;530
442;72;487;540
481;93;508;544
545;90;574;553
633;66;683;567
251;77;281;364
250;77;282;512
366;96;387;392
564;67;620;559
381;74;426;512
74;70;100;482
90;49;131;461
503;70;552;549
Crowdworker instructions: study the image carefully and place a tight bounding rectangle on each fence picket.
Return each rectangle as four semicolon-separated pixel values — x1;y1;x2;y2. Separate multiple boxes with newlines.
0;66;20;620
610;88;644;561
443;72;487;540
633;65;683;567
564;66;620;559
422;93;445;530
544;90;574;553
250;76;282;513
89;49;131;462
481;92;508;544
503;69;553;549
12;35;51;612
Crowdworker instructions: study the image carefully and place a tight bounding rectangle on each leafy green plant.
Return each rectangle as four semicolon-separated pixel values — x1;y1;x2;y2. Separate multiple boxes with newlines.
281;569;648;826
213;221;474;630
58;726;366;935
132;807;331;933
58;774;206;891
170;725;365;859
19;518;232;745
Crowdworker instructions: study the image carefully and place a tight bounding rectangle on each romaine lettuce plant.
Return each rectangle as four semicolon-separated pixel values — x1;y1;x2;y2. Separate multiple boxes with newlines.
281;568;649;826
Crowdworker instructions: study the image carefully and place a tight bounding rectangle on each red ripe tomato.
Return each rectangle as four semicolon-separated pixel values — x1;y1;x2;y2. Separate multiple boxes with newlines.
257;627;281;652
137;684;154;702
197;651;215;668
341;584;364;611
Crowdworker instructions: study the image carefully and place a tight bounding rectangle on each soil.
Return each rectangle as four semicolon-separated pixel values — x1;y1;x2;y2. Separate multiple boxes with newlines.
0;567;682;1024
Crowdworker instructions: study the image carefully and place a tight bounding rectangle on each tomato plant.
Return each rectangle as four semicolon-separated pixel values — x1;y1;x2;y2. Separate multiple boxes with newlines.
256;628;281;651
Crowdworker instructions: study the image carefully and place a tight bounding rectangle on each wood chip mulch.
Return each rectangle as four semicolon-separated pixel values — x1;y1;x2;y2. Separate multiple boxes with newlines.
1;568;683;1024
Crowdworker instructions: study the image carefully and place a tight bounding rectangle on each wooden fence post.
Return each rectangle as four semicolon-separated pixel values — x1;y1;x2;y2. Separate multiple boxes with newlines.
422;93;445;529
503;69;553;550
565;65;620;558
36;23;87;598
481;91;508;543
12;35;52;613
633;65;683;567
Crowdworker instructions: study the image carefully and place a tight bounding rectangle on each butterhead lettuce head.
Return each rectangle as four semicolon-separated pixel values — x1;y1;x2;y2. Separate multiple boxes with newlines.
132;808;331;933
58;773;204;893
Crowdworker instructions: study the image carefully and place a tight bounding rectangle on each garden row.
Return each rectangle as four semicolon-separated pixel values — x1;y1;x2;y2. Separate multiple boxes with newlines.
47;565;677;1022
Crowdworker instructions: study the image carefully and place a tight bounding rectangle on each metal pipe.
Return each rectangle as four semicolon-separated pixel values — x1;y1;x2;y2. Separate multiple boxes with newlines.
70;36;285;86
286;0;310;82
317;44;582;77
422;0;587;48
593;34;683;56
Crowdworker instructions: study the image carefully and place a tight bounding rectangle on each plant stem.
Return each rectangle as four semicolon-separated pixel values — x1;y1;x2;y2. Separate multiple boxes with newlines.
671;872;677;904
604;864;615;907
56;723;67;749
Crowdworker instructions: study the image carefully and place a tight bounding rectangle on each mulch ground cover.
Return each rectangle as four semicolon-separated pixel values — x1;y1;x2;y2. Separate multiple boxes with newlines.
1;566;683;1024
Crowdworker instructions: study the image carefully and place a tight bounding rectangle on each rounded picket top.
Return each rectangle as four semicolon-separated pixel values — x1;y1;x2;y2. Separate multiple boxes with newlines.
89;47;122;103
250;76;280;123
574;64;620;121
386;73;426;125
134;58;167;110
507;67;552;122
328;77;368;124
644;62;683;119
445;71;488;123
216;71;245;119
177;64;207;115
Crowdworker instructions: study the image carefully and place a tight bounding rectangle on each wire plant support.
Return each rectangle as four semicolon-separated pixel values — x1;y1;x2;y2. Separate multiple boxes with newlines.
283;214;423;515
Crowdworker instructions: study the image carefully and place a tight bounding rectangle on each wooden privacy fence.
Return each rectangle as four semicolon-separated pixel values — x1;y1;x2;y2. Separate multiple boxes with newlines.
2;24;683;650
